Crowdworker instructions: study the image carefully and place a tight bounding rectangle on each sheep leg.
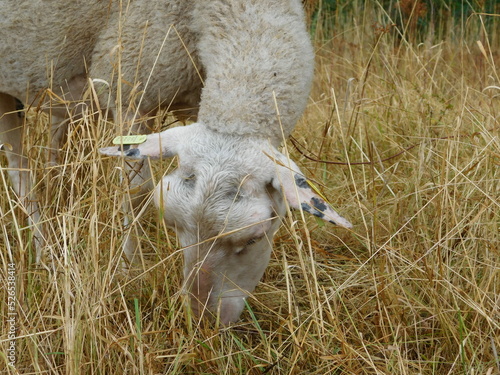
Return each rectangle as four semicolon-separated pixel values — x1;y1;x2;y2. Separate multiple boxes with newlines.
122;159;153;266
0;93;44;262
46;74;89;165
47;117;68;166
120;118;154;267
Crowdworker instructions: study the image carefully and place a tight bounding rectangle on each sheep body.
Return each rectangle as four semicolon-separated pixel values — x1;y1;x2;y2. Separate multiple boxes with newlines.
0;2;107;100
0;1;201;116
1;0;312;134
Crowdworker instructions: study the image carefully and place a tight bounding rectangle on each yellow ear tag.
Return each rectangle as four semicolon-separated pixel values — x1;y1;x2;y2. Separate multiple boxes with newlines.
306;179;331;204
112;135;147;145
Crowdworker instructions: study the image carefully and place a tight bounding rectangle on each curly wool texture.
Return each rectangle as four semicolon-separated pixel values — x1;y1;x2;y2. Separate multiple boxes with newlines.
0;0;312;141
193;0;314;144
0;1;202;116
0;2;108;100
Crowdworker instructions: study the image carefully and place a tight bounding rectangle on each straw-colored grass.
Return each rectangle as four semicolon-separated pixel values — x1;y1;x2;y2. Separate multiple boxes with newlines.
1;2;499;374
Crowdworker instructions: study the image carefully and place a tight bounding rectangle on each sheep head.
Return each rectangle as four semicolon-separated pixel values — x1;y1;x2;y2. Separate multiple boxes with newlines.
100;123;352;324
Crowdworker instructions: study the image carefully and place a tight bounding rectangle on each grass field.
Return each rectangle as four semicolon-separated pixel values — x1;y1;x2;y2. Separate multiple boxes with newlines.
1;2;499;374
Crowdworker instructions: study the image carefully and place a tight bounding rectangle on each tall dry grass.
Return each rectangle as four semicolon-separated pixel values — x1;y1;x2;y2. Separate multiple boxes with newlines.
1;2;499;374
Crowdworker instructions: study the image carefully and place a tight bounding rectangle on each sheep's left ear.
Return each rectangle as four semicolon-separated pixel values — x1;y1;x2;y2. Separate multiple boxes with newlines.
99;123;201;160
271;153;352;228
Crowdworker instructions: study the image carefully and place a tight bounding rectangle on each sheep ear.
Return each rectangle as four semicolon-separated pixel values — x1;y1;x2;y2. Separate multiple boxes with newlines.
99;124;197;160
271;154;353;228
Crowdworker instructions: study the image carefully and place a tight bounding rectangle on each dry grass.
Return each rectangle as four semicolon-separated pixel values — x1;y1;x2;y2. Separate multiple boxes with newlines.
1;3;499;374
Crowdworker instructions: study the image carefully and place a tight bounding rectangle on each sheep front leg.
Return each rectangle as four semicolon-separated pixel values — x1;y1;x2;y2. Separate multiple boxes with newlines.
121;157;153;266
44;74;88;166
0;93;44;262
116;116;155;268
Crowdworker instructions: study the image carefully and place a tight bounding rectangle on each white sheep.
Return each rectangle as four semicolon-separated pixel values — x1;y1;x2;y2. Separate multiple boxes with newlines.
0;0;352;324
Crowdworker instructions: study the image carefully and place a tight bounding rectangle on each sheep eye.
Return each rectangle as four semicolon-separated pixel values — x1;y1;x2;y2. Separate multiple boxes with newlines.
182;173;196;187
245;237;261;246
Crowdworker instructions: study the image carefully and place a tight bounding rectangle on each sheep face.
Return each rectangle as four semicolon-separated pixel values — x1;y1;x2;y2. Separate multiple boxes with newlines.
156;162;285;324
100;123;352;324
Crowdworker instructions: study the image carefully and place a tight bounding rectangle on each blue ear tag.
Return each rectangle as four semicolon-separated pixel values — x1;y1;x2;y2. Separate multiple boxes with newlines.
112;135;147;145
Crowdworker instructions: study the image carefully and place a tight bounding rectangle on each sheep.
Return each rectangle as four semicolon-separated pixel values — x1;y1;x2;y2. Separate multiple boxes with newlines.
0;0;352;324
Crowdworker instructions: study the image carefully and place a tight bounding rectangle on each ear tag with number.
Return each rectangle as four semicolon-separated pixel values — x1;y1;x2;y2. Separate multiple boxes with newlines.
112;135;147;145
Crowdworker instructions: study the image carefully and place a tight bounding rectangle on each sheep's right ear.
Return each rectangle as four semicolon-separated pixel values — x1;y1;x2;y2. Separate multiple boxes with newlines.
99;124;197;160
270;151;353;228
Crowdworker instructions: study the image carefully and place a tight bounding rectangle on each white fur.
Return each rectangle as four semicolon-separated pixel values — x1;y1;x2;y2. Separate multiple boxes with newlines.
1;0;352;324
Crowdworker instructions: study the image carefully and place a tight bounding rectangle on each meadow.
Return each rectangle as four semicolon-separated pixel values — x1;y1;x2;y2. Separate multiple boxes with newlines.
1;1;499;374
